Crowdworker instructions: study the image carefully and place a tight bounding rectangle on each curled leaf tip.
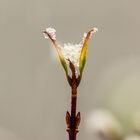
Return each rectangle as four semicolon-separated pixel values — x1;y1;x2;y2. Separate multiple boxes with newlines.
43;27;56;40
92;27;98;33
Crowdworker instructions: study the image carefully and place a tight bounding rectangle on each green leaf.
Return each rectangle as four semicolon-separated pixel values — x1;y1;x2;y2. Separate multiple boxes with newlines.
79;29;94;76
43;30;69;77
54;43;68;76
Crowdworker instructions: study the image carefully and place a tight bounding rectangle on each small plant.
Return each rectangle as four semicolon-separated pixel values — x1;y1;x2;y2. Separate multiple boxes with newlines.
43;27;98;140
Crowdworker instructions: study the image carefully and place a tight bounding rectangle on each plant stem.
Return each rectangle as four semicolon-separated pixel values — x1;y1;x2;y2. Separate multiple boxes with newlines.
69;86;77;140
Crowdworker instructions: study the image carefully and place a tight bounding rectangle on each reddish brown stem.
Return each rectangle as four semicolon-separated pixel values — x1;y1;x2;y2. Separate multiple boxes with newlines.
69;87;77;140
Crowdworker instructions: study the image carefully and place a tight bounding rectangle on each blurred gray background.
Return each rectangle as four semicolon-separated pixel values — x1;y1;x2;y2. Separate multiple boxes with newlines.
0;0;140;140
